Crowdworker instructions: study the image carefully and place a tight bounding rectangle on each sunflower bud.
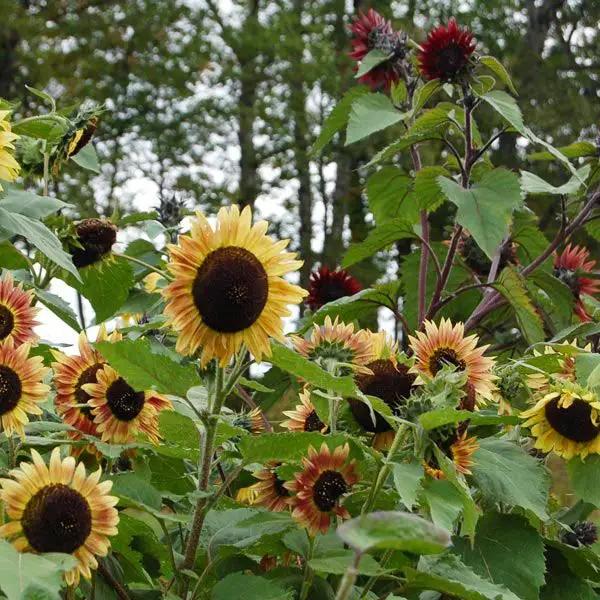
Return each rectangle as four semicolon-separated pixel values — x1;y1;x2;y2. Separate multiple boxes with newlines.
562;521;598;547
71;218;117;268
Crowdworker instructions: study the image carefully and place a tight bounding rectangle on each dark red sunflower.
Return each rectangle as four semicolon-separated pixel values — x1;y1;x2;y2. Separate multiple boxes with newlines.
306;266;362;311
554;244;600;322
349;9;407;91
418;18;476;82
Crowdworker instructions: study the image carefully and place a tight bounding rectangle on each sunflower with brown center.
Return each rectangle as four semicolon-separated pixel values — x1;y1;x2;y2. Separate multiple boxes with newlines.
349;332;416;450
424;431;479;479
0;272;39;347
282;388;328;433
0;447;119;586
305;265;362;312
0;111;20;191
521;382;600;460
67;117;99;158
285;443;358;535
409;319;496;406
244;463;293;512
52;326;122;448
233;407;266;434
290;316;372;375
82;365;172;444
162;205;306;366
0;340;49;437
70;218;118;269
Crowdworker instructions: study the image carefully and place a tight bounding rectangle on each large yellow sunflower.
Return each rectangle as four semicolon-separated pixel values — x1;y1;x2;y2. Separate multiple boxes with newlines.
521;381;600;459
162;205;306;366
0;340;49;437
0;447;119;586
82;365;172;444
0;272;39;347
52;326;122;446
409;318;496;404
0;111;20;191
424;431;479;479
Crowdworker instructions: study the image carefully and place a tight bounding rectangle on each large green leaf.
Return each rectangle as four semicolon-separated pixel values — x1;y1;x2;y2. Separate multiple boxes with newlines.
540;549;599;600
12;114;69;142
528;141;597;162
212;572;294;600
479;56;517;94
454;512;546;600
355;49;392;78
567;455;600;506
520;164;590;196
414;166;450;211
346;93;408;145
309;551;384;576
96;338;198;397
71;143;100;173
470;438;549;519
158;410;200;461
421;478;465;533
0;186;71;218
35;288;80;332
528;270;574;332
365;167;414;225
392;460;424;510
0;241;29;269
438;168;523;260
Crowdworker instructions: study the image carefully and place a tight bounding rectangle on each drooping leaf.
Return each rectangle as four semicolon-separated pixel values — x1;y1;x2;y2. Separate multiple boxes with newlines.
346;93;408;145
35;288;80;332
520;165;590;196
0;185;71;218
355;49;392;78
70;143;100;173
528;141;597;162
12;114;69;142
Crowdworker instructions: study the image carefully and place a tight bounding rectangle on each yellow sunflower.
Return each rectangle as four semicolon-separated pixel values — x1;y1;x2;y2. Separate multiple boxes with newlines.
521;381;600;459
0;111;20;191
289;316;372;374
282;388;328;433
243;462;293;512
285;443;358;535
0;340;49;437
409;318;496;405
52;326;122;447
0;447;119;586
82;365;172;444
424;432;479;479
162;205;306;366
0;272;39;347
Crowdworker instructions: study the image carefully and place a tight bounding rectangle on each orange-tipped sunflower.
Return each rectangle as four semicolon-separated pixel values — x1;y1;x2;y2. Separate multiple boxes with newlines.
233;407;266;434
82;365;172;444
285;443;358;535
52;326;122;448
0;272;39;347
282;388;328;433
290;316;372;374
0;447;119;586
424;432;479;479
245;463;293;512
521;381;600;459
409;319;496;405
0;340;49;437
163;205;306;366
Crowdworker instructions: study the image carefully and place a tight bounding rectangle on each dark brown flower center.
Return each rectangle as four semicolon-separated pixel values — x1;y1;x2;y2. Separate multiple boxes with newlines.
0;366;22;415
0;305;15;340
22;484;92;553
435;43;467;76
273;475;290;498
304;409;326;432
106;377;145;422
545;397;600;443
75;363;104;421
71;218;117;268
312;470;348;512
429;348;466;375
192;246;268;333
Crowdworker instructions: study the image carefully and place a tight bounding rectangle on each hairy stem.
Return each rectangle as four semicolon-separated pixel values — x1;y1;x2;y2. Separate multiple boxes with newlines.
299;534;315;600
335;552;361;600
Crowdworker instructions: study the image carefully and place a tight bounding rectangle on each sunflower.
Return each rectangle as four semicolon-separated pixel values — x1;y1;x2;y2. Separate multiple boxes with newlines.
409;319;496;405
417;18;476;82
70;218;118;269
233;407;266;434
163;205;306;366
521;381;600;459
424;432;479;479
554;244;600;322
306;265;362;312
0;272;39;347
52;326;122;447
0;111;20;191
0;447;119;585
0;340;49;437
290;316;372;374
285;443;358;535
82;365;172;444
282;388;328;433
349;9;407;91
67;116;98;158
349;332;416;450
244;463;293;512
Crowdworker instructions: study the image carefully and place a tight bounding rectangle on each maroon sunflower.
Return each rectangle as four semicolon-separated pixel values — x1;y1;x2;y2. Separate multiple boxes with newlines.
349;9;407;91
418;18;476;82
306;266;362;312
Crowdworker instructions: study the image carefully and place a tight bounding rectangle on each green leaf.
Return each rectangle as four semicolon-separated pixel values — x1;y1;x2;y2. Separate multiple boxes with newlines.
309;551;384;576
438;168;522;260
422;478;465;532
496;267;545;344
410;106;452;135
419;407;516;430
212;572;294;600
25;85;56;110
0;241;29;269
12;114;69;142
111;472;162;511
96;338;198;397
567;455;600;506
454;513;546;600
342;218;414;268
0;207;80;279
540;548;599;600
575;353;600;388
311;87;369;155
479;56;517;94
158;410;200;461
528;270;574;331
71;143;100;173
407;554;521;600
414;166;450;211
1;186;71;218
346;93;408;145
470;438;549;519
337;511;451;554
520;164;590;195
528;141;597;161
355;49;392;78
412;79;442;112
392;460;424;510
35;289;80;332
269;342;357;396
366;167;413;225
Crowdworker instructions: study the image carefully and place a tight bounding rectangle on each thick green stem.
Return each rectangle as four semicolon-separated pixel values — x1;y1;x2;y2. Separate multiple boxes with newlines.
299;534;315;600
335;553;361;600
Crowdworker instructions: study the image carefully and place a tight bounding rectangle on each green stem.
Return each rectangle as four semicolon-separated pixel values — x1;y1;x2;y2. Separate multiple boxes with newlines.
42;151;50;197
335;552;361;600
158;519;178;583
299;534;315;600
113;252;173;280
360;549;392;598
